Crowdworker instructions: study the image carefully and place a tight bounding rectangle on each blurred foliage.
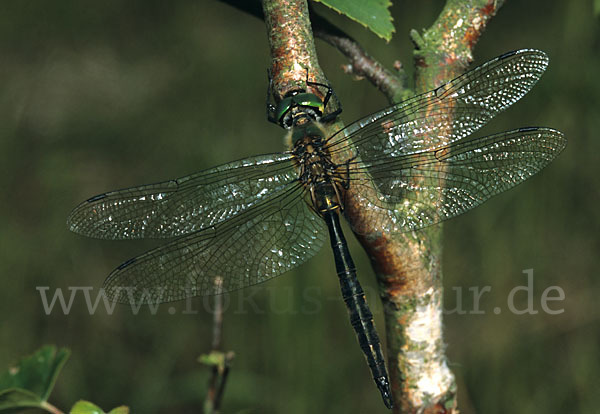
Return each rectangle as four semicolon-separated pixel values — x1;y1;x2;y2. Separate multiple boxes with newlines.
0;345;68;412
0;1;598;413
0;346;128;414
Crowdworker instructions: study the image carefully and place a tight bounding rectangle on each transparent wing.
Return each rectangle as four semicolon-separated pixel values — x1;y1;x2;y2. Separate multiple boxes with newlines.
67;153;297;239
326;49;549;158
102;184;327;304
344;127;566;234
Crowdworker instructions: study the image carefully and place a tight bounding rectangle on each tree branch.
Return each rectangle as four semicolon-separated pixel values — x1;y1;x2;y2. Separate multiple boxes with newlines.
262;0;335;108
344;1;505;412
221;0;409;105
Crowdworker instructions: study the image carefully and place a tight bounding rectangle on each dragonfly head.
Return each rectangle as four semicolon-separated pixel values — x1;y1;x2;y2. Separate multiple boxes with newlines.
275;90;325;129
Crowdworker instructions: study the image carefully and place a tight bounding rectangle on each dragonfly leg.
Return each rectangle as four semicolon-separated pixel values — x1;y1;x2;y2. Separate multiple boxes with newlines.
305;70;342;122
306;185;322;216
341;150;359;190
331;147;359;191
265;68;278;125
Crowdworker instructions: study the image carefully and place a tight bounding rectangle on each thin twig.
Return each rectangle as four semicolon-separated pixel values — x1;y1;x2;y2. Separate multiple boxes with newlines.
40;401;65;414
310;10;409;103
203;277;233;414
211;280;224;351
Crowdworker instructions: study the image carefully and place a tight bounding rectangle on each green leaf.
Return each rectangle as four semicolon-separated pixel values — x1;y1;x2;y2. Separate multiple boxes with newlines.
70;400;129;414
312;0;395;41
70;400;105;414
107;406;129;414
69;400;129;414
0;345;70;411
0;388;43;410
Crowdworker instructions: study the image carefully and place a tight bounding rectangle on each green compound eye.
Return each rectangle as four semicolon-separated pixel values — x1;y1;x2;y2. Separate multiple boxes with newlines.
276;92;325;128
266;72;341;129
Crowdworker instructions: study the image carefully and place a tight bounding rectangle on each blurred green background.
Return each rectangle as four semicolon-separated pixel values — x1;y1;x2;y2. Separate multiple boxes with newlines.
0;1;598;413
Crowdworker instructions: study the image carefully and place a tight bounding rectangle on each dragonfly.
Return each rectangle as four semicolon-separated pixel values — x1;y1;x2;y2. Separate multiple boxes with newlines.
67;49;566;409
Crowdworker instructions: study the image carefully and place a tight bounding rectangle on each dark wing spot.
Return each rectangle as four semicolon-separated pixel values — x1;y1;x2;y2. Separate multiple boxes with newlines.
87;193;108;202
117;257;137;270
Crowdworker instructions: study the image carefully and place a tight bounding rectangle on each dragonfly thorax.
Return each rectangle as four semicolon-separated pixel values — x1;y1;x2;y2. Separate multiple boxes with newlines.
291;126;344;214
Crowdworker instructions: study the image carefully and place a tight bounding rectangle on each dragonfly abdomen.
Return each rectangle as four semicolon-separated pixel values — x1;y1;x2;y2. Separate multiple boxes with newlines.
322;209;393;408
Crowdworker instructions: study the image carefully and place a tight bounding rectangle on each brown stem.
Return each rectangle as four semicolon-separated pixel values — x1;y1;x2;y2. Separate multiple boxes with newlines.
204;277;233;414
40;401;65;414
261;0;332;105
